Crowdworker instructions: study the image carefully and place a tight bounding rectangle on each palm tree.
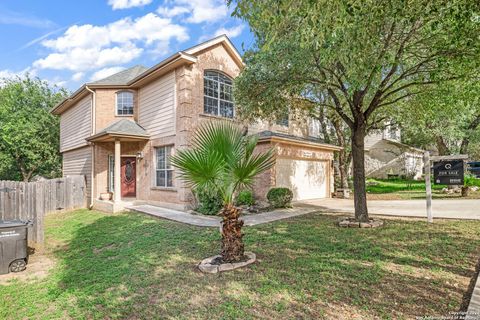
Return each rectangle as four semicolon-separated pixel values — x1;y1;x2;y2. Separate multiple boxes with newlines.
171;121;275;263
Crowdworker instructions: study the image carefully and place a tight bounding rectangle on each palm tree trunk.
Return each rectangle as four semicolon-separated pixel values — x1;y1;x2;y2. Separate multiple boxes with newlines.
220;203;245;262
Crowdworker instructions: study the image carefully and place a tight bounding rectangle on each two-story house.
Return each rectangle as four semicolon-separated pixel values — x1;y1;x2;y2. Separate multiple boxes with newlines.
52;35;341;212
365;125;424;180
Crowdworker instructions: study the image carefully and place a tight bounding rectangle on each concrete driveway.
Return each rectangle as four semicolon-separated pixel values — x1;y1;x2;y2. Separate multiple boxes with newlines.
301;198;480;220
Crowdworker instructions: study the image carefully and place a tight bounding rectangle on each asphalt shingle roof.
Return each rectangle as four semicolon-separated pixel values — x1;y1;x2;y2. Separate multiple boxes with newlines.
256;130;326;144
97;119;149;137
89;65;148;85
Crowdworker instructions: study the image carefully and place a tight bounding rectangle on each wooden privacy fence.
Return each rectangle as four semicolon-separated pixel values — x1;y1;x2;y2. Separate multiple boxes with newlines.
0;175;87;245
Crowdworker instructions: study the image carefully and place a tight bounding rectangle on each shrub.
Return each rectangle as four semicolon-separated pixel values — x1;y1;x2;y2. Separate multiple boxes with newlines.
267;187;293;208
195;189;223;215
236;190;255;206
465;174;480;187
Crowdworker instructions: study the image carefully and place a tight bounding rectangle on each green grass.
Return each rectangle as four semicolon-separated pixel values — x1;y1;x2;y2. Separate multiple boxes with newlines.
1;209;480;319
365;178;480;200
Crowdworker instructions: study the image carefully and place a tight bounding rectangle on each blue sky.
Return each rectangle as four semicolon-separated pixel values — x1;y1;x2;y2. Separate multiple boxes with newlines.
0;0;253;90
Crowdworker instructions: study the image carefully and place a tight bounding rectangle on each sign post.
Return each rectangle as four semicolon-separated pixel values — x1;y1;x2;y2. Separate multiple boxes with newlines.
424;151;433;223
424;154;468;223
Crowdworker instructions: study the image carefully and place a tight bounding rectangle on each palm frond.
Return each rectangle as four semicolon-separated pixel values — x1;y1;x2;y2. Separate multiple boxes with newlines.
171;121;276;205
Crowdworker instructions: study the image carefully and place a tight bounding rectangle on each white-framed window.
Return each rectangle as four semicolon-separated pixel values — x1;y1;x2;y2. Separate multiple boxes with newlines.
276;113;289;127
108;155;115;192
204;70;234;118
116;91;134;116
155;146;174;188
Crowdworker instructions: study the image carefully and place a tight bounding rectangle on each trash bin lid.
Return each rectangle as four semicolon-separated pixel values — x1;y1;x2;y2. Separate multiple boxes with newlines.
0;220;30;228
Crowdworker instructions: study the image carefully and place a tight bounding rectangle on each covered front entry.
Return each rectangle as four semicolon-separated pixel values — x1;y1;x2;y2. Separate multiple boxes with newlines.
86;119;149;208
121;157;136;197
276;158;329;200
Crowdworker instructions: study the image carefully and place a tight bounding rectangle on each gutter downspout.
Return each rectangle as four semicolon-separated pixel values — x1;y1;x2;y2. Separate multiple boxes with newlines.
86;86;96;209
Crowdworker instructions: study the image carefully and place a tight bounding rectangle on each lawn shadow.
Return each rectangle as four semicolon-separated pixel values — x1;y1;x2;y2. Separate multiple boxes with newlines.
51;211;480;319
52;212;221;319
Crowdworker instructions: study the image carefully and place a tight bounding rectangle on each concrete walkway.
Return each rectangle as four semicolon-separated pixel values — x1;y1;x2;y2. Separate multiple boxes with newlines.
302;198;480;220
468;273;480;317
127;204;317;227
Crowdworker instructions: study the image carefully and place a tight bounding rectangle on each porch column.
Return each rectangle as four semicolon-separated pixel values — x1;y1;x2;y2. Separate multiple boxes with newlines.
114;139;121;202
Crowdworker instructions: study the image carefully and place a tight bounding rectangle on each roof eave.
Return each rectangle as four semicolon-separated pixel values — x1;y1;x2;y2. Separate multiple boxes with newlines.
184;34;244;67
259;135;343;151
51;84;88;115
128;52;197;88
86;131;150;142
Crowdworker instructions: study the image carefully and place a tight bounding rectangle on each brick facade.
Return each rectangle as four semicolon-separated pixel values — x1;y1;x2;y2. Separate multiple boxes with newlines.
61;37;338;211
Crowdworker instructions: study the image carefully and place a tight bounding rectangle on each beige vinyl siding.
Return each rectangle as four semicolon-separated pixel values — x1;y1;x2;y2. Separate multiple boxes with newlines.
138;71;176;138
365;131;383;150
60;95;92;152
63;146;92;204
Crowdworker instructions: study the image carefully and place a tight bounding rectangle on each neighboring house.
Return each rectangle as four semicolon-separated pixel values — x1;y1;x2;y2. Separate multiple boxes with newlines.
52;35;341;212
365;125;424;180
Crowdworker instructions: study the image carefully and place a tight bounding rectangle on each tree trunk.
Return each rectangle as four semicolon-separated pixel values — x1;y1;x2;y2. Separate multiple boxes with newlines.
351;125;369;222
333;118;350;189
460;139;469;155
220;203;245;262
339;162;349;189
435;136;450;156
461;186;469;197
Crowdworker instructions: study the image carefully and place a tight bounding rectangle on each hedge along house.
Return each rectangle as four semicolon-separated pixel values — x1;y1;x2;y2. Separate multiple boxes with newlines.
52;35;341;213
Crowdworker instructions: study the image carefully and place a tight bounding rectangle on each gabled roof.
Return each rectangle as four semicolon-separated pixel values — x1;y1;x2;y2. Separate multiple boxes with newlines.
184;34;243;67
89;65;148;85
52;35;242;115
86;119;149;142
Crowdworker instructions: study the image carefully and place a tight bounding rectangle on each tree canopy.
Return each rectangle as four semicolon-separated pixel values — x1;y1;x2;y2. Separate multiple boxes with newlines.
0;76;67;181
230;0;480;220
395;78;480;157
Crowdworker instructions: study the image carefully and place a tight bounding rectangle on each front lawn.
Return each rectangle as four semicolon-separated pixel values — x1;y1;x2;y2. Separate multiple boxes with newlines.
366;178;480;200
1;209;479;319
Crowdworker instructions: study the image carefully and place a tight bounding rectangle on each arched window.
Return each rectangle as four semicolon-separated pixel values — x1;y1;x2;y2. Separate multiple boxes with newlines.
116;91;134;115
204;71;234;118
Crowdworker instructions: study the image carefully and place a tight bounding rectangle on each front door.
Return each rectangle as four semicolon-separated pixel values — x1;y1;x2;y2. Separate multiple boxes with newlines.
121;157;136;197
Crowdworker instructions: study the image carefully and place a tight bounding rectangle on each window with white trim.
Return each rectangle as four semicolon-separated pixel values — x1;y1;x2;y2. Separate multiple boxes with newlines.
155;146;174;187
116;91;134;115
204;71;234;118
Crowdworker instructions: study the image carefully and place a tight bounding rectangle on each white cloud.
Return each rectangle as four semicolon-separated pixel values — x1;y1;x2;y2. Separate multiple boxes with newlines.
0;68;37;85
0;70;19;84
214;25;245;38
90;67;126;81
34;43;143;71
108;0;153;10
18;25;69;51
34;13;189;72
157;0;228;24
157;6;190;18
71;72;84;81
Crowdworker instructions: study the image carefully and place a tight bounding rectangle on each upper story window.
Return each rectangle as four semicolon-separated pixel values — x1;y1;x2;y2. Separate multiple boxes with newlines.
383;125;401;142
276;113;289;127
116;91;134;116
204;71;234;118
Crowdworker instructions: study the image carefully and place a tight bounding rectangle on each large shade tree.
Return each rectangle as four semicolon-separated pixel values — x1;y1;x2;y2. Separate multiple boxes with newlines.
171;122;275;262
230;0;480;222
395;78;480;157
0;76;67;182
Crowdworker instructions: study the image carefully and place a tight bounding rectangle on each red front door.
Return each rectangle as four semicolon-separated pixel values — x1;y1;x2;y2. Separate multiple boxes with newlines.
121;157;136;197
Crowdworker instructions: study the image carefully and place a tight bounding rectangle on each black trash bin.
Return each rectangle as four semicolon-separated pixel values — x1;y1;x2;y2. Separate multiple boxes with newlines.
0;220;32;275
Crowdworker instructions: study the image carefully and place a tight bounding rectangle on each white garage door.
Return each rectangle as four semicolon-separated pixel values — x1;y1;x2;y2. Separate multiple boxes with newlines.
275;158;328;200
